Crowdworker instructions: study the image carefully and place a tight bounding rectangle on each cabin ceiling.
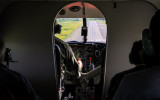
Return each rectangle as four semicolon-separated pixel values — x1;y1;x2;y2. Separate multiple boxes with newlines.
0;0;159;19
0;0;160;10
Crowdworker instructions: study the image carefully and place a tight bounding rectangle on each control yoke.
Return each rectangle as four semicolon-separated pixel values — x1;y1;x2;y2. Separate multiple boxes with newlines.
80;66;102;81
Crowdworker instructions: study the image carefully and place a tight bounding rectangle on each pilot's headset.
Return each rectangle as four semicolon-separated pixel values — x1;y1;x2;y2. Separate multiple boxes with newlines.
54;20;62;34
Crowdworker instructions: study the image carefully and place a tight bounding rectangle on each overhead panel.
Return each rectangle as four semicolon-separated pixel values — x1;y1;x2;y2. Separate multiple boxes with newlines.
56;2;104;18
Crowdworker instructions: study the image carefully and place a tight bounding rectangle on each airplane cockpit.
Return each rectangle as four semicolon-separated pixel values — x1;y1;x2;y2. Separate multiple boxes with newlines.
54;2;106;100
0;0;160;100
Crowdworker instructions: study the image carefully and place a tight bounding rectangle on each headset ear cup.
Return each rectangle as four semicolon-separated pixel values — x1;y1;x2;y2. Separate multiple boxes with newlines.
54;25;58;33
4;48;12;62
142;29;154;56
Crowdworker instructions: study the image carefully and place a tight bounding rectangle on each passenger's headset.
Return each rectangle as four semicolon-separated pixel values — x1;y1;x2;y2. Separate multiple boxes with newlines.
54;24;62;34
4;48;12;67
142;29;155;56
4;48;12;62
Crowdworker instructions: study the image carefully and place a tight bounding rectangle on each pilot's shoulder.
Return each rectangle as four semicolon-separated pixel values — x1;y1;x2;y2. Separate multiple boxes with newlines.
55;37;70;45
55;37;71;49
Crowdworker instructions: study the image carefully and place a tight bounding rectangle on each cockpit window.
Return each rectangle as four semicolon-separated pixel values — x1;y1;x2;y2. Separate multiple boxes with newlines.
55;18;107;43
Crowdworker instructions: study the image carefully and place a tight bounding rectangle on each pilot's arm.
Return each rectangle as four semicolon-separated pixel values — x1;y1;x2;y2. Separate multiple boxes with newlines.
55;37;82;78
65;43;82;77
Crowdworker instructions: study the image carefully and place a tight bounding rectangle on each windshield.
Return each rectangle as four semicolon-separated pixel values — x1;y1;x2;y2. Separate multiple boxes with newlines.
55;18;107;43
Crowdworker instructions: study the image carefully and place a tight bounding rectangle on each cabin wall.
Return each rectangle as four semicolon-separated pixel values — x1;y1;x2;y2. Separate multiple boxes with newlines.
89;1;156;98
0;1;72;100
0;1;157;100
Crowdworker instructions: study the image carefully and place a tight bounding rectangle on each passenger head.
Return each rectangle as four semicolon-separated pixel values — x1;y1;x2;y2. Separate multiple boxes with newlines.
129;40;144;65
143;10;160;56
150;10;160;56
0;39;5;63
54;20;62;34
142;10;160;66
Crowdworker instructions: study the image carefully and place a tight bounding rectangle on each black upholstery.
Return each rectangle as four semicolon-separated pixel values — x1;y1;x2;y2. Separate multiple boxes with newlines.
55;44;61;80
55;44;62;100
0;86;15;100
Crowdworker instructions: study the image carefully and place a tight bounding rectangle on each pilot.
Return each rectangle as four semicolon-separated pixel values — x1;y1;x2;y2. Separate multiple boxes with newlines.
107;40;146;100
113;10;160;100
54;20;82;79
54;20;83;99
0;39;41;100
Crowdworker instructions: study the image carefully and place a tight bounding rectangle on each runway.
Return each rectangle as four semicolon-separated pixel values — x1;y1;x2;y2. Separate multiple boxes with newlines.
65;21;107;43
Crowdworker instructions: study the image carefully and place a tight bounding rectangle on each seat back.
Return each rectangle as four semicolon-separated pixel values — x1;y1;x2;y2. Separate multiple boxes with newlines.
55;44;62;100
0;86;15;100
55;44;61;83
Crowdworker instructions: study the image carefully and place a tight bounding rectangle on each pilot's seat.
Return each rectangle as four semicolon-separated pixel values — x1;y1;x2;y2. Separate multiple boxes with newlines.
55;44;62;85
55;44;63;100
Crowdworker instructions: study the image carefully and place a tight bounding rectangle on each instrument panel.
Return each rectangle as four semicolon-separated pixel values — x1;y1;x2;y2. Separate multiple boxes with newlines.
67;41;106;73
